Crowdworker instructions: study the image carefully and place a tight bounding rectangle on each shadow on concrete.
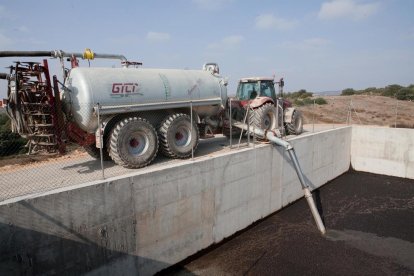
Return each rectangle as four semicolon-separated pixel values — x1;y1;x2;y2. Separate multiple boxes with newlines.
0;201;196;275
62;160;116;174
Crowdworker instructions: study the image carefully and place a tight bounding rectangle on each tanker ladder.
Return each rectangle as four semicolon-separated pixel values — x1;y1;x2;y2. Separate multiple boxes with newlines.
233;121;326;235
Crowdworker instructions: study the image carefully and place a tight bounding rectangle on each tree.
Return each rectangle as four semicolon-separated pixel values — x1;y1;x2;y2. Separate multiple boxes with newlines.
341;88;355;96
396;87;414;101
363;87;378;94
382;84;403;97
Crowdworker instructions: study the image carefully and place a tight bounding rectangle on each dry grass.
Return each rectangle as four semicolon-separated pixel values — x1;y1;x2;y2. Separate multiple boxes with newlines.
297;95;414;128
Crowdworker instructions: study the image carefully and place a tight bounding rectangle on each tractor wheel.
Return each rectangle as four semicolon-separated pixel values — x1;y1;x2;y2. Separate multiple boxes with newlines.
158;113;199;158
286;110;303;135
83;144;111;161
251;103;278;131
108;117;158;168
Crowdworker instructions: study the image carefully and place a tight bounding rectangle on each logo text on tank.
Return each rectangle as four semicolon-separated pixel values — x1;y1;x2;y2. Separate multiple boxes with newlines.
111;83;143;97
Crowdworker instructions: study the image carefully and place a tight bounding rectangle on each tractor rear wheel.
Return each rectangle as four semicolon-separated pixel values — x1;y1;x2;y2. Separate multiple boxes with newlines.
158;113;199;158
286;110;303;135
108;117;158;168
251;103;278;131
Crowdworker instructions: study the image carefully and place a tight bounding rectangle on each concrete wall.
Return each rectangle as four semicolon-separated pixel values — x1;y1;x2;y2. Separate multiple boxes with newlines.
0;127;351;275
351;126;414;179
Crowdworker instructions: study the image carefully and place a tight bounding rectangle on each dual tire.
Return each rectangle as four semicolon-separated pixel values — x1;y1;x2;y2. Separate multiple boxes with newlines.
158;113;199;159
92;114;198;168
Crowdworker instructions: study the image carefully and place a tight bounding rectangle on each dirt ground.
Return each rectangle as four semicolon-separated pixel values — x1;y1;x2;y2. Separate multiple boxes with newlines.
298;95;414;128
0;145;88;173
160;171;414;276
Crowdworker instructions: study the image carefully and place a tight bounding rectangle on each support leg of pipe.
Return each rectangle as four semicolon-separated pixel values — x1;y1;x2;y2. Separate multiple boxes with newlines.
287;148;326;235
304;187;326;234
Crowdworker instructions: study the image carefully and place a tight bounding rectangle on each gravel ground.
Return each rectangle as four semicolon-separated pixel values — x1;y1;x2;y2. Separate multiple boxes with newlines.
160;170;414;276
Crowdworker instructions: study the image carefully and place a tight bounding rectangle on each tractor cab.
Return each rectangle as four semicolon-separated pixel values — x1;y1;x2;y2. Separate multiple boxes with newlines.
236;78;276;101
235;77;292;109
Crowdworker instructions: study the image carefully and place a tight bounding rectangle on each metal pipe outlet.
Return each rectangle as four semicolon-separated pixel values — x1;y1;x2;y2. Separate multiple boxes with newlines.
0;50;127;63
232;121;326;235
0;51;55;58
0;73;9;80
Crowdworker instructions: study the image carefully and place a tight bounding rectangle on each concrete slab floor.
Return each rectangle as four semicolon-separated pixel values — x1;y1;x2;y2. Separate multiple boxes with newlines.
159;171;414;276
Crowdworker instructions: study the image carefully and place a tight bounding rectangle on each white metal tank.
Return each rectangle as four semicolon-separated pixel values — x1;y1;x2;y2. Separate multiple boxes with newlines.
62;67;227;133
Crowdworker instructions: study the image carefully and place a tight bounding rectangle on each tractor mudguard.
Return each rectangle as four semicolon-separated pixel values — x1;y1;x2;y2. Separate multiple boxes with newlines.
245;96;275;109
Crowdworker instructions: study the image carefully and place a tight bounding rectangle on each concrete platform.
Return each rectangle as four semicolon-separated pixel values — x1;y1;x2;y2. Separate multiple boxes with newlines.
161;170;414;275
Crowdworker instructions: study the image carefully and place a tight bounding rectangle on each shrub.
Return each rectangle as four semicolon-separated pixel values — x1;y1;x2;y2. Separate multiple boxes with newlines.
314;97;328;105
341;88;356;96
287;89;313;99
0;131;27;156
303;98;314;105
395;87;414;101
293;99;305;106
293;97;327;106
382;84;403;97
0;114;27;156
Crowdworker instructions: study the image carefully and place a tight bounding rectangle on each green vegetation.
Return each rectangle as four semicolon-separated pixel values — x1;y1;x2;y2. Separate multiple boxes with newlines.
314;97;328;105
341;88;356;96
0;113;27;156
285;89;327;106
340;84;414;101
285;89;313;99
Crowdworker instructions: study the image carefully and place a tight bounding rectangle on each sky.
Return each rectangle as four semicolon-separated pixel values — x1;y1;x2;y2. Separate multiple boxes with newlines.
0;0;413;95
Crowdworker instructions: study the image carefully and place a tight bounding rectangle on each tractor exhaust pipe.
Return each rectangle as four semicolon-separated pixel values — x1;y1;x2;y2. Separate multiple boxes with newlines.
232;121;326;235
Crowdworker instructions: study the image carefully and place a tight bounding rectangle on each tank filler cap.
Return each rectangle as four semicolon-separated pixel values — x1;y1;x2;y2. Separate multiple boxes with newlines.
203;63;219;74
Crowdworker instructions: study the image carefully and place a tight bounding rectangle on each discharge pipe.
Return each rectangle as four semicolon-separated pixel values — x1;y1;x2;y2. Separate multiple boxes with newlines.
233;122;326;235
0;50;128;63
0;73;9;80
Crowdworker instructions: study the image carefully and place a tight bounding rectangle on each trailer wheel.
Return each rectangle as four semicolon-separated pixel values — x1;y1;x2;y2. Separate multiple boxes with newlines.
158;113;199;158
286;110;303;135
252;103;278;131
83;144;111;161
108;117;158;168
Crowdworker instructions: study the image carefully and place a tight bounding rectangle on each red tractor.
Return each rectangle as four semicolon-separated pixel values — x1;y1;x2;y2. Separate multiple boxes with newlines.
224;77;303;137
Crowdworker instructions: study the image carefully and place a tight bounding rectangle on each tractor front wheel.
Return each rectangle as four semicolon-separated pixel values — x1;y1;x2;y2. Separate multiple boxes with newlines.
286;110;303;135
251;103;278;131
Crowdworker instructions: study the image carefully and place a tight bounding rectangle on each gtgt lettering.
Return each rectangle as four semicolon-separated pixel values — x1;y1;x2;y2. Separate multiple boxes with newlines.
112;83;139;94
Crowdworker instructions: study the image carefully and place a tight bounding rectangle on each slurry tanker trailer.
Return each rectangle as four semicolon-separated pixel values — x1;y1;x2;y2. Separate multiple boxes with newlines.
0;49;303;168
